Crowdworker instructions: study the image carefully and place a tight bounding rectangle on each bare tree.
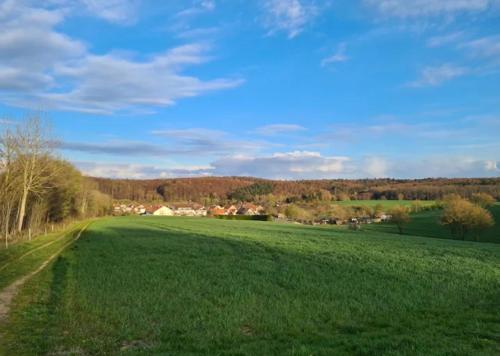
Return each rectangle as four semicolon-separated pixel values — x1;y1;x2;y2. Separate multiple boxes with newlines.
0;128;20;247
13;116;54;232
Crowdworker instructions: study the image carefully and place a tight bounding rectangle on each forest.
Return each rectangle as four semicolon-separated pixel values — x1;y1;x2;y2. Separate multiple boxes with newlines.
0;117;112;247
92;176;500;205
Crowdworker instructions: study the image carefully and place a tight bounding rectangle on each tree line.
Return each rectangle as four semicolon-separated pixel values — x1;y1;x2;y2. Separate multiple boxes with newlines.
0;117;112;248
91;176;500;205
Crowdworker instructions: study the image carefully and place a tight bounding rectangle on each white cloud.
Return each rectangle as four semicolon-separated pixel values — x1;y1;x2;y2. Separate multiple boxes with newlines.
363;156;389;177
321;43;349;67
0;1;243;114
211;151;351;179
78;0;139;24
38;45;243;114
74;152;500;179
262;0;318;38
408;64;468;87
255;124;306;135
365;0;494;18
0;0;85;92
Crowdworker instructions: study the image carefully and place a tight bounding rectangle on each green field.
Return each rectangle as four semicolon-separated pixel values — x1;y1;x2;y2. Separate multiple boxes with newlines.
1;217;499;355
367;203;500;244
334;200;436;208
0;222;89;291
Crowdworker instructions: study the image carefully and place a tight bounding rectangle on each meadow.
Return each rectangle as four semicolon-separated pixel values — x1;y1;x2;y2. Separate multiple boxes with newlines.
1;216;499;355
333;200;436;208
367;203;500;244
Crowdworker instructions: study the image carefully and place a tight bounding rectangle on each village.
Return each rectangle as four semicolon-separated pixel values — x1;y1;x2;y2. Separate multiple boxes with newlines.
113;202;266;217
112;201;397;228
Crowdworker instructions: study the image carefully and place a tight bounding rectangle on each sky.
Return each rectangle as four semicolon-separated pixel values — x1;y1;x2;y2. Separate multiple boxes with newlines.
0;0;499;180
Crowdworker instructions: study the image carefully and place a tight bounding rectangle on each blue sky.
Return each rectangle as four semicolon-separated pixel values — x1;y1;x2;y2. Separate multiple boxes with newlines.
0;0;499;179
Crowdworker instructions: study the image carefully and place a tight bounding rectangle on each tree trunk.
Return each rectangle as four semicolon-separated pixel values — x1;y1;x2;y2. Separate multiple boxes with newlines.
5;221;9;248
4;201;10;248
17;187;28;232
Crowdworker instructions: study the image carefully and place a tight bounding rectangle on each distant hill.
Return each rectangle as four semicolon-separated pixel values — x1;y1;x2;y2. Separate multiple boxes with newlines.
89;176;500;203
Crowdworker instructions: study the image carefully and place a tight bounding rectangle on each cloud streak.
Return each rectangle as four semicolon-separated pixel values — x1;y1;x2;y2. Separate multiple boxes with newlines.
262;0;318;38
365;0;495;18
255;124;306;136
321;43;349;67
408;64;468;87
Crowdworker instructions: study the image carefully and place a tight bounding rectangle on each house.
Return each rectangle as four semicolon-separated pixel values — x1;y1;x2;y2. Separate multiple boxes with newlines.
194;207;207;216
208;205;226;216
174;206;197;216
237;203;264;216
225;205;238;215
152;206;174;216
190;204;207;216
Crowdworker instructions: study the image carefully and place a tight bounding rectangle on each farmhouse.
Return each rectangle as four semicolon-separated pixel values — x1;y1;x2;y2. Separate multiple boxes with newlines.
151;206;174;216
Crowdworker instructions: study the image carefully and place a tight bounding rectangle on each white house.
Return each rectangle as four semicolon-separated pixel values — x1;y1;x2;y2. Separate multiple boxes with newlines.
153;206;174;216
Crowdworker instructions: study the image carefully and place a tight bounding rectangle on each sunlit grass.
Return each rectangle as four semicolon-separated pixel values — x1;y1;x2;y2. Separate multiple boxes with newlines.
2;217;499;355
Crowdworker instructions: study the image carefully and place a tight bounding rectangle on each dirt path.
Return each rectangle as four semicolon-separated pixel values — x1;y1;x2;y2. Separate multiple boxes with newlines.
0;223;90;323
0;226;81;274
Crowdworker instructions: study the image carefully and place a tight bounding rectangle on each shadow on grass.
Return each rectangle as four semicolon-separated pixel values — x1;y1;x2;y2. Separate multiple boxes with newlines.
40;255;69;354
71;223;500;354
4;218;499;355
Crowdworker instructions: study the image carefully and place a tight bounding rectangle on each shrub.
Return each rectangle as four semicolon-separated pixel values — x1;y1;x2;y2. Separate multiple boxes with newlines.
215;215;271;221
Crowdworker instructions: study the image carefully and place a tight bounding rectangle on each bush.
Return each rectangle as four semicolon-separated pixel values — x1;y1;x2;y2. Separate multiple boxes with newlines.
215;215;271;221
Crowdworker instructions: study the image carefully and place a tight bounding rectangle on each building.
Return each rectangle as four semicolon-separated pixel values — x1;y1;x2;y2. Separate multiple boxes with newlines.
225;205;238;215
152;206;174;216
174;207;197;216
208;205;226;216
237;203;264;216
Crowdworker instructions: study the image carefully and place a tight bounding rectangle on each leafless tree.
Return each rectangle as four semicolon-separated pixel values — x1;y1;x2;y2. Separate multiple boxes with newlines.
13;116;55;233
0;128;20;247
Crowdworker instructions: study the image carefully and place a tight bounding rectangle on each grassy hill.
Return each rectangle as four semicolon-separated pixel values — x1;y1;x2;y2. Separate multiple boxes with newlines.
2;217;499;355
334;200;436;208
367;203;500;244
